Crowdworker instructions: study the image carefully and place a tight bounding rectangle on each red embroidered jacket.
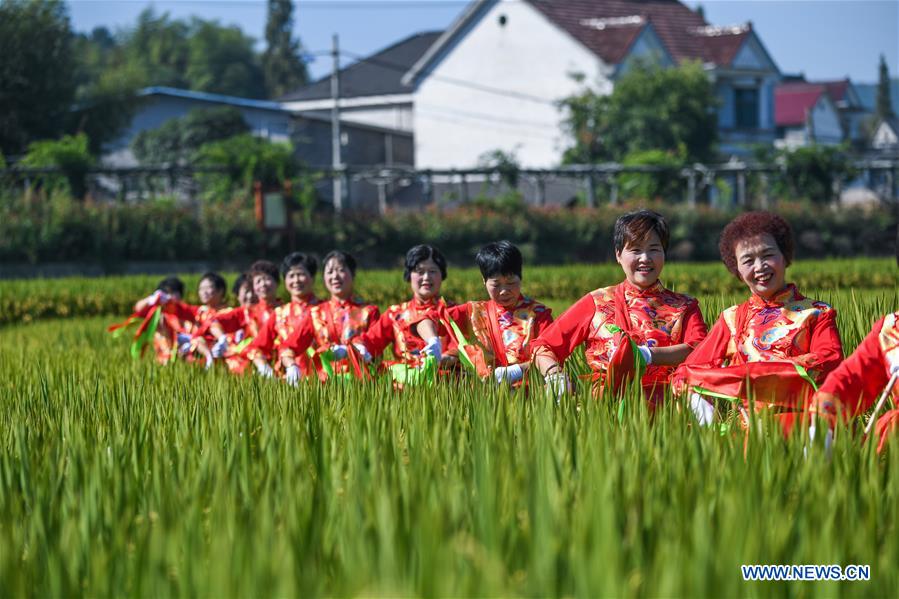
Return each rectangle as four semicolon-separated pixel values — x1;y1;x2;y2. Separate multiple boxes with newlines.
281;297;380;377
438;295;553;377
243;295;320;368
357;297;456;368
817;313;899;452
531;281;706;390
673;284;843;433
680;284;842;379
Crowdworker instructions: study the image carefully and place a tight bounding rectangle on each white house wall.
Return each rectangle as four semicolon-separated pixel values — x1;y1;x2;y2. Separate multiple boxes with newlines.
340;104;414;132
413;0;604;168
873;122;899;148
810;97;843;144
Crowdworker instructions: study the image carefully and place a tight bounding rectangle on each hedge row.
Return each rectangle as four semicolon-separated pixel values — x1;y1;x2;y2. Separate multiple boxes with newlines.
0;194;896;268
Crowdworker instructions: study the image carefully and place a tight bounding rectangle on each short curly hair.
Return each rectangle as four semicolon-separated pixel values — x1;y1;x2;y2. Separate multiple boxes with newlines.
718;211;794;278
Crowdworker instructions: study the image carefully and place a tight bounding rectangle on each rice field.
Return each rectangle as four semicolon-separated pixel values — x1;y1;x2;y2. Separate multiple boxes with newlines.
0;267;898;596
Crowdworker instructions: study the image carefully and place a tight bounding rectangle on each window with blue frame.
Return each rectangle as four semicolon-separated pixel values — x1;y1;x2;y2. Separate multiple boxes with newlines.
734;88;759;129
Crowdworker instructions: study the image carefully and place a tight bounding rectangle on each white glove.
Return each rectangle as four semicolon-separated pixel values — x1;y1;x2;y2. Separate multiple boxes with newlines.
352;342;372;363
422;336;442;362
176;332;192;355
330;345;348;359
806;423;834;459
545;371;572;400
689;392;715;426
212;337;228;358
494;364;524;385
255;362;274;378
144;290;171;306
637;344;653;365
284;364;301;386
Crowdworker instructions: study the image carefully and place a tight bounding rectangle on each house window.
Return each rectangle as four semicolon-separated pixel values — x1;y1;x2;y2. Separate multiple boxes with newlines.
735;88;759;129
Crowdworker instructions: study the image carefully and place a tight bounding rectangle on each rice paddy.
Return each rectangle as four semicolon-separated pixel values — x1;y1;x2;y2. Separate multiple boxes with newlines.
0;265;897;596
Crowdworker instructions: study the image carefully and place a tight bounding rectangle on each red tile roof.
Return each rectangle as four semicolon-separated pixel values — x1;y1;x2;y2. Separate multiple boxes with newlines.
527;0;749;67
775;83;825;126
697;27;750;66
819;79;850;103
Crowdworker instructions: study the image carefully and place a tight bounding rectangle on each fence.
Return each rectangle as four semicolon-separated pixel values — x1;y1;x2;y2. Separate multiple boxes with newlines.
2;158;898;214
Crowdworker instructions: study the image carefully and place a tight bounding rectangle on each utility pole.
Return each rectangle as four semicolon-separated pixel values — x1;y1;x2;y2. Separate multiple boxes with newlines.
330;33;343;212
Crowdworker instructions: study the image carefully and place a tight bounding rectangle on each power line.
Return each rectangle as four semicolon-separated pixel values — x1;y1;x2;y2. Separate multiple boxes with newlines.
417;102;560;131
414;109;561;142
339;49;559;106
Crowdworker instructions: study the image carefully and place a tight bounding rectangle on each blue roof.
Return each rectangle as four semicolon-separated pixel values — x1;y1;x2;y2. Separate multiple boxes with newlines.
139;86;289;112
855;80;899;113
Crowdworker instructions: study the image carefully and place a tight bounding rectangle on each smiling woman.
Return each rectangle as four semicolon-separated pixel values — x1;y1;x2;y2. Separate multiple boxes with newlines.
277;251;380;382
352;244;458;380
672;211;844;434
531;209;707;401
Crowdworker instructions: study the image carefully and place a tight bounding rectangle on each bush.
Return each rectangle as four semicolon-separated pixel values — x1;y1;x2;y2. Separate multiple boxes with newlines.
780;145;856;204
619;149;686;201
18;133;95;199
132;106;250;166
194;134;299;201
0;197;895;269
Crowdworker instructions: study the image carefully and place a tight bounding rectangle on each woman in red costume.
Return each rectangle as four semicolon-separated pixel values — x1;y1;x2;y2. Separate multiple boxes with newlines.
353;244;457;385
114;275;226;366
811;239;899;452
672;211;843;434
278;250;379;382
530;209;707;401
243;252;321;382
205;260;283;374
416;241;553;386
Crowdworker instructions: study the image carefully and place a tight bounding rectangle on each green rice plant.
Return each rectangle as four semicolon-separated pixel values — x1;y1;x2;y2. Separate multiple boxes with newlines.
1;290;898;596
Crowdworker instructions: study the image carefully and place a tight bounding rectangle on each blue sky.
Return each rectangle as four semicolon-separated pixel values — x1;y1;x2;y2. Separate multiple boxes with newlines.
68;0;897;84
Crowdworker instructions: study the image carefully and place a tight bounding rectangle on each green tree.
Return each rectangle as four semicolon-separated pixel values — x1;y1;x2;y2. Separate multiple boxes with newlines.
132;107;249;165
186;18;266;98
122;8;191;89
70;28;145;154
781;145;855;204
560;60;718;163
0;0;76;156
263;0;309;98
876;54;895;120
118;9;265;98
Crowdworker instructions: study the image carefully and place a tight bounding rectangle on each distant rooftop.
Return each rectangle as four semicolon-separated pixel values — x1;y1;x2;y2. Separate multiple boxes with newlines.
278;31;442;102
139;86;288;112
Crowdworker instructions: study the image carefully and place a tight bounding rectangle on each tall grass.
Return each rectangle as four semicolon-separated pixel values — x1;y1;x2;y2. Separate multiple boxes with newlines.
0;288;897;596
